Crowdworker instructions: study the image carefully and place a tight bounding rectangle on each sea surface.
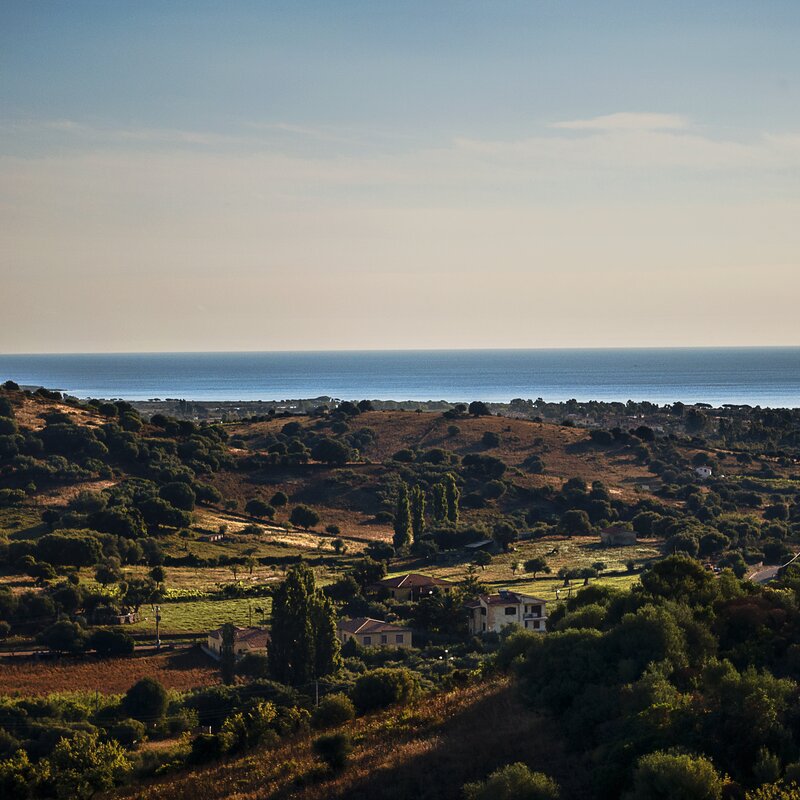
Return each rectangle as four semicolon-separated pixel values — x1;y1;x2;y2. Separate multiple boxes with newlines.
1;349;799;407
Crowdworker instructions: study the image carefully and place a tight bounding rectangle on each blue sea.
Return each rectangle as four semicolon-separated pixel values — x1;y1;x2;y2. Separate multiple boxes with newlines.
0;349;799;407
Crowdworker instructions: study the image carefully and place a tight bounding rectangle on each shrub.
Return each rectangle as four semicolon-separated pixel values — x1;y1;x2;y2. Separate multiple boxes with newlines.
109;718;146;748
624;750;724;800
311;693;356;729
482;431;501;448
351;667;420;714
463;762;560;800
313;733;352;772
88;628;135;658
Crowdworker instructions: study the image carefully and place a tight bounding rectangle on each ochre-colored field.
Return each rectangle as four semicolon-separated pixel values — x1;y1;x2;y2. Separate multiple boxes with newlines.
0;648;219;696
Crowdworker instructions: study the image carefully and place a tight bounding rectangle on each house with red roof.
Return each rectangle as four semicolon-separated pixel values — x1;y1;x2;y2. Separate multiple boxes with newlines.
375;573;453;601
337;617;413;649
465;589;547;635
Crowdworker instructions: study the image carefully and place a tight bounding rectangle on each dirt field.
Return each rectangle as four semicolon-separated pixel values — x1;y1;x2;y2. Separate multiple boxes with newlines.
0;647;220;696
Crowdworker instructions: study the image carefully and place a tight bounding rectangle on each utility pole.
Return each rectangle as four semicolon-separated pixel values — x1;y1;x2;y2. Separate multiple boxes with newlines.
154;605;162;650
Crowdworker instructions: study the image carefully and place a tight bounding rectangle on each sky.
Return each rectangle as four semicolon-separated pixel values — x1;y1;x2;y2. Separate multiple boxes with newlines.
1;1;799;353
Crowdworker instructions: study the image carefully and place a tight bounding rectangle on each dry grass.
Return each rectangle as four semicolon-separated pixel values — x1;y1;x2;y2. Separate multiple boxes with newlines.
0;648;219;696
108;679;585;800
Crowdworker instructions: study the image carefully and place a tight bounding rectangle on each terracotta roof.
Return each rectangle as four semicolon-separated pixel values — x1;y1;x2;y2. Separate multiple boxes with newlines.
337;617;411;635
208;626;270;647
378;573;452;589
464;590;547;608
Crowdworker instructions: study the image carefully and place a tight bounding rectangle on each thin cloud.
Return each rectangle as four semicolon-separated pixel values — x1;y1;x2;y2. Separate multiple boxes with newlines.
551;112;689;131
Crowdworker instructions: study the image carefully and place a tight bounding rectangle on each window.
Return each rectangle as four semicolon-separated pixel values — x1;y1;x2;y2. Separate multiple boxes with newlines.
480;607;487;616
381;634;387;644
532;605;542;616
505;606;517;615
396;634;404;644
363;636;371;645
533;620;541;629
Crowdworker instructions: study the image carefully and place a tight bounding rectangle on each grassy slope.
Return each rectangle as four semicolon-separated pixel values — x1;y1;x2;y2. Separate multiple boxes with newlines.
108;679;587;800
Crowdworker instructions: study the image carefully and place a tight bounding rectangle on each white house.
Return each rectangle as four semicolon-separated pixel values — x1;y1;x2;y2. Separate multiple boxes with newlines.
465;589;547;635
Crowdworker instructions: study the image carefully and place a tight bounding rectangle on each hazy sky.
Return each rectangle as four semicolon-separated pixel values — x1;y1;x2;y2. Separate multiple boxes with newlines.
2;1;799;353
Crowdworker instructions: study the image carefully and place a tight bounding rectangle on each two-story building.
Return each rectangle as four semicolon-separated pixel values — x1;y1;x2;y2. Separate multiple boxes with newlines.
337;617;413;649
375;573;453;601
465;589;547;635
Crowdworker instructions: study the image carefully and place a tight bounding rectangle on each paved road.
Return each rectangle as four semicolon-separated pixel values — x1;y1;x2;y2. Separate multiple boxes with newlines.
0;643;193;659
748;552;800;584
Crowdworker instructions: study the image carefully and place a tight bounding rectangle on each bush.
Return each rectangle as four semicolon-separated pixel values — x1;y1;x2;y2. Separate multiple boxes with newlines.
623;750;724;800
88;628;135;658
122;678;168;724
463;762;560;800
313;733;352;772
482;431;501;448
237;652;270;678
311;693;356;729
109;718;146;748
351;667;420;714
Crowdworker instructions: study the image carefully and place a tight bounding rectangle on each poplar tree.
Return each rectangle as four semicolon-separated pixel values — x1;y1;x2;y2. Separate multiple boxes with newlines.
410;484;426;544
432;483;447;522
393;482;412;551
444;473;460;525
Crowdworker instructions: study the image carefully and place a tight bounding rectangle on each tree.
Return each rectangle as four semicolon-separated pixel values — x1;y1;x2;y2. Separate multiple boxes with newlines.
393;482;412;551
95;558;122;587
290;505;320;530
640;554;719;606
122;678;168;724
39;731;130;800
444;473;460;525
158;482;195;511
149;565;166;585
270;491;288;508
493;521;519;552
524;557;551;580
37;620;87;655
463;763;561;800
468;401;491;417
121;577;160;613
474;551;492;570
432;483;448;522
313;733;352;773
269;564;341;685
220;622;236;686
410;485;426;544
559;509;592;536
624;751;724;800
244;499;275;519
311;438;351;466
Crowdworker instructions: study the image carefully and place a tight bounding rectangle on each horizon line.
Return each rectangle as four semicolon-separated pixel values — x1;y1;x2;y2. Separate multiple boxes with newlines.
3;344;800;357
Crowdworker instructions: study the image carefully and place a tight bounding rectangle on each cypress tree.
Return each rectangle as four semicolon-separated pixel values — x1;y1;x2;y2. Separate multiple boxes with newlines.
410;484;426;544
311;594;342;679
393;482;412;551
220;622;236;686
444;473;460;525
268;564;316;685
268;563;341;686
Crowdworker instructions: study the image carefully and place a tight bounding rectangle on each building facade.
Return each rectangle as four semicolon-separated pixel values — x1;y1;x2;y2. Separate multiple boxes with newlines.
337;617;413;648
465;590;547;635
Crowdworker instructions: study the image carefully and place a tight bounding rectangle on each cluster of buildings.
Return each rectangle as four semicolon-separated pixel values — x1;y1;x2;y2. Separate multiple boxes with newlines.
206;572;548;658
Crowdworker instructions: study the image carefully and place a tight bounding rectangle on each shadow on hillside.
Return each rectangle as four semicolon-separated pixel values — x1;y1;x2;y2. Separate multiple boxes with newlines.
302;685;586;800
